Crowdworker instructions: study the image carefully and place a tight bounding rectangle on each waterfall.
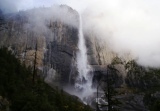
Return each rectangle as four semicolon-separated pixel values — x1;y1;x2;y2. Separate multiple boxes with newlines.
76;14;90;83
75;14;95;102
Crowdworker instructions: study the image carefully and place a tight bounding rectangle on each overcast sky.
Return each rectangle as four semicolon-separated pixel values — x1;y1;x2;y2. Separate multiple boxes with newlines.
0;0;62;13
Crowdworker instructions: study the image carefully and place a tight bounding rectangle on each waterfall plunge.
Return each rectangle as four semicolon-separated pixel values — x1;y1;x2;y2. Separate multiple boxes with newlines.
75;14;95;103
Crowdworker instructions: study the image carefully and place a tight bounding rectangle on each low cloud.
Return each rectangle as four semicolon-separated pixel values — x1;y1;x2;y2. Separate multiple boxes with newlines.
65;0;160;68
2;0;160;68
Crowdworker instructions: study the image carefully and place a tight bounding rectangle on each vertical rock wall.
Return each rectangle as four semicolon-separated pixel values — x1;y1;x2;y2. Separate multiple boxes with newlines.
0;7;79;86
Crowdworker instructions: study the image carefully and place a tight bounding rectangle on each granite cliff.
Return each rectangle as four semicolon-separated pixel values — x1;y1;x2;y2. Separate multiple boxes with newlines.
0;5;160;111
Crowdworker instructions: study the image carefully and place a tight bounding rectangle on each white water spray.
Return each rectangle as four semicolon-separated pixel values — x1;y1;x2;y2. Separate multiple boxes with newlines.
75;14;95;102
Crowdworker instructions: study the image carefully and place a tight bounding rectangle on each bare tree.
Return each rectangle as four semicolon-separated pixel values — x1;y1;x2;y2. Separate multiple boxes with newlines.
33;41;38;84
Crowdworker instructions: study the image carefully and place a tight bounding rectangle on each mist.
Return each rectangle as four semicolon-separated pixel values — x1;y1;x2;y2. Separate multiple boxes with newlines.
64;0;160;68
1;0;160;68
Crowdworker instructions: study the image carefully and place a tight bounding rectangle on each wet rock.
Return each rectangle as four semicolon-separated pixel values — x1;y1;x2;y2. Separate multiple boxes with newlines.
115;94;148;111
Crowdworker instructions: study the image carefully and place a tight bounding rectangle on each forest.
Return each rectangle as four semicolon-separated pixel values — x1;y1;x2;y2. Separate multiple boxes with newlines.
0;47;93;111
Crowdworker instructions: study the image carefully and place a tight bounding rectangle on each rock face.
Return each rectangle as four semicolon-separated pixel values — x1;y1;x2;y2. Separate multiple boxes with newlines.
125;61;160;89
0;10;6;31
43;24;78;84
0;5;79;86
1;5;160;111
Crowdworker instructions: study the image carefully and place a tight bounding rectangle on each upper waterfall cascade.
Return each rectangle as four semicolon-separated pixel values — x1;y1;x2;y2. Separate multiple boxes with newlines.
75;14;95;102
